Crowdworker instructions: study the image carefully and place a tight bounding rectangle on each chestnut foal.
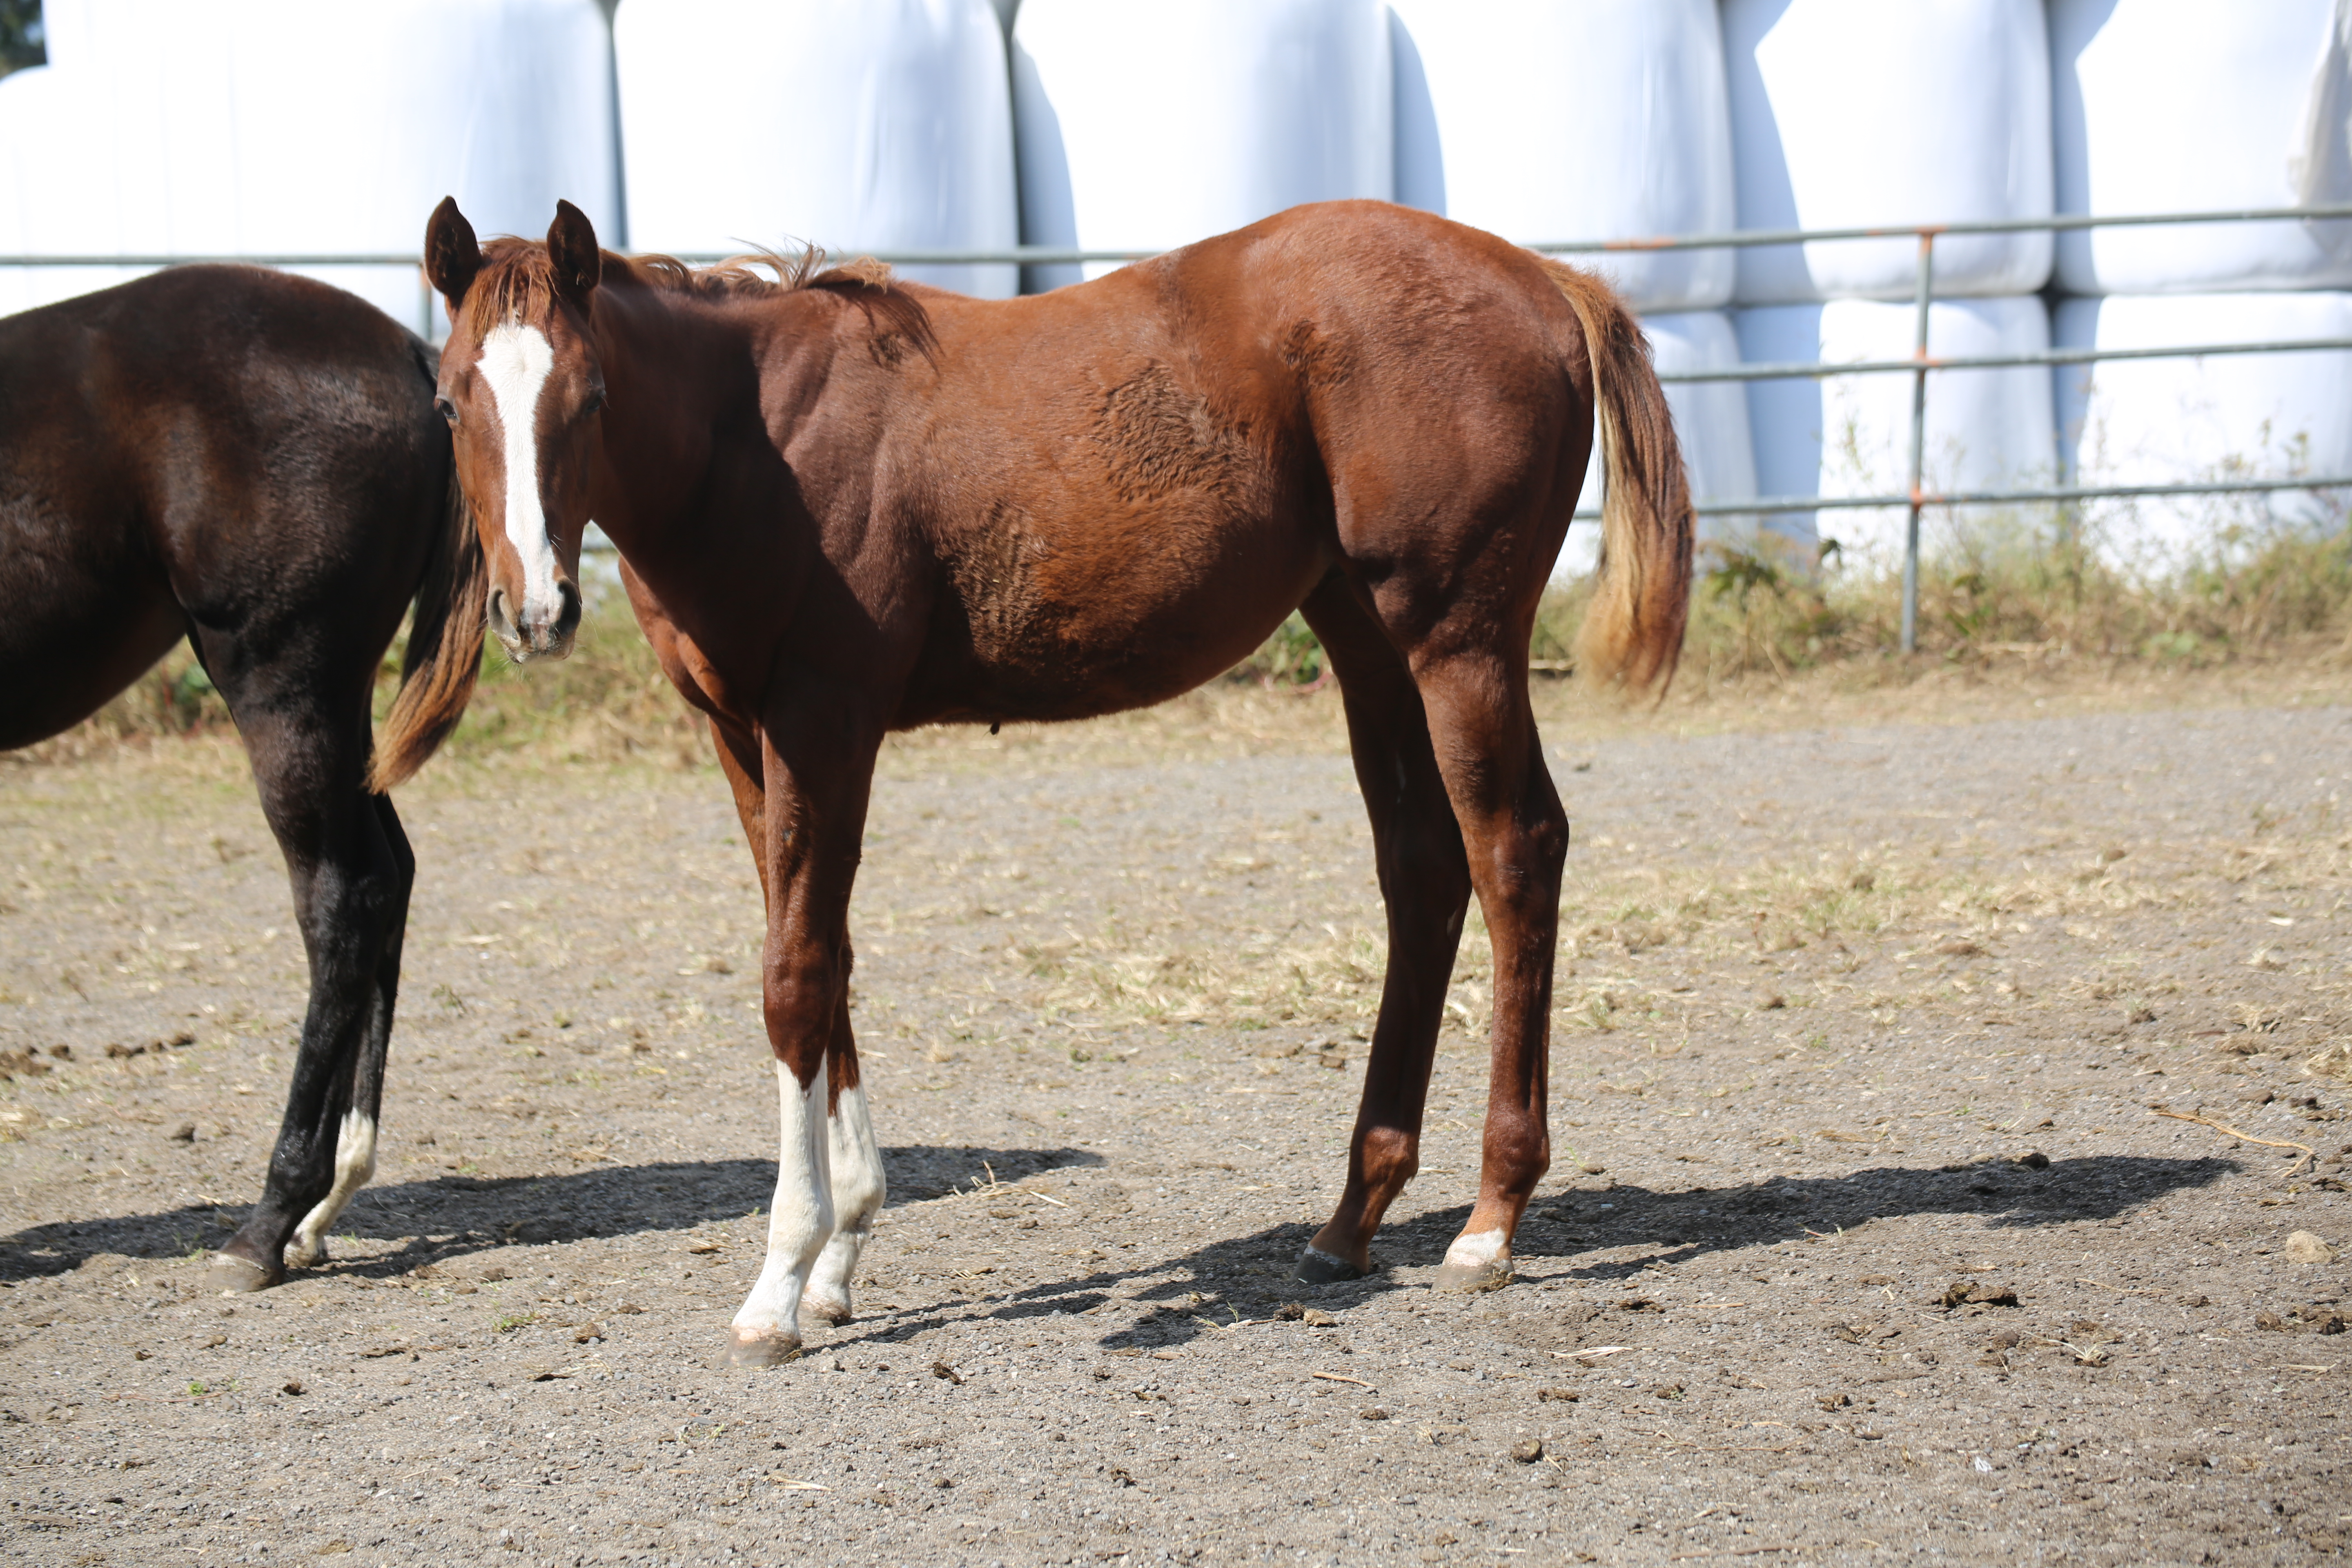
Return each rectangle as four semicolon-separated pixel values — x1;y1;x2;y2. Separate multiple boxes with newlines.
422;197;1691;1365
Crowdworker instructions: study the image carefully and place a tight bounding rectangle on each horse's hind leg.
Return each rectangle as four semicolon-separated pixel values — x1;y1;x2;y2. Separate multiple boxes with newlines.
1295;577;1473;1283
285;791;412;1268
209;676;406;1290
1408;647;1567;1292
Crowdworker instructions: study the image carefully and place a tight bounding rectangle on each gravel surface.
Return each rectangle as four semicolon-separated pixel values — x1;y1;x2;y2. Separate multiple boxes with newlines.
2;693;2349;1566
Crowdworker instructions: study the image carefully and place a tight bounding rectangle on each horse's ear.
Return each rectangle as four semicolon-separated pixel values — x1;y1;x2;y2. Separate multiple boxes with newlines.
423;196;480;311
548;200;601;305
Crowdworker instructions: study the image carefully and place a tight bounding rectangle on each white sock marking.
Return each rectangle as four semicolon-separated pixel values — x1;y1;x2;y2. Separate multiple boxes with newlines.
1443;1228;1508;1270
731;1057;833;1348
806;1079;884;1321
476;320;566;631
287;1110;376;1267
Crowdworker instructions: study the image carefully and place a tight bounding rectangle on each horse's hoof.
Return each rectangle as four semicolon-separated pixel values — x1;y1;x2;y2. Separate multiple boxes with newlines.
283;1236;327;1270
800;1293;853;1327
1293;1246;1368;1285
1434;1259;1514;1294
208;1251;282;1294
722;1328;802;1369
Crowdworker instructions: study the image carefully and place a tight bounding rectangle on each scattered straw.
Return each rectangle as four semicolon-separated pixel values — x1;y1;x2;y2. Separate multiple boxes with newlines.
2305;1043;2352;1086
2148;1105;2315;1178
1310;1372;1375;1390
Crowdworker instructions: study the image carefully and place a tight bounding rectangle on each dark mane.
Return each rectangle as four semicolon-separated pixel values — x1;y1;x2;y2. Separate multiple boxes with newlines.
461;238;936;361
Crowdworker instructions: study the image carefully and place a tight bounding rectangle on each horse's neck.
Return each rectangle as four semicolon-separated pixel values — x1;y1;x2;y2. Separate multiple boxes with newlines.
587;287;743;564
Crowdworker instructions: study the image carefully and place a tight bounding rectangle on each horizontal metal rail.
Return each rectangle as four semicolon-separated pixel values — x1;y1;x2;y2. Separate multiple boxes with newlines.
1572;474;2352;523
0;252;425;267
1526;200;2352;256
1663;336;2352;384
1695;474;2352;515
10;200;2352;272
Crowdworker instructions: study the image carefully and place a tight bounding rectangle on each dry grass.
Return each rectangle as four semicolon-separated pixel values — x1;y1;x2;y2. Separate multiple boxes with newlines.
1537;514;2352;690
945;783;2352;1057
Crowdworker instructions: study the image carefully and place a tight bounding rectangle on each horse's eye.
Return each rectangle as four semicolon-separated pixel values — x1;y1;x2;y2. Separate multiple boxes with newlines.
433;396;458;428
582;388;606;416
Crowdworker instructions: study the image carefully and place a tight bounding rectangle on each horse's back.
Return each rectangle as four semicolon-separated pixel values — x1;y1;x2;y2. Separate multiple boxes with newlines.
0;267;447;745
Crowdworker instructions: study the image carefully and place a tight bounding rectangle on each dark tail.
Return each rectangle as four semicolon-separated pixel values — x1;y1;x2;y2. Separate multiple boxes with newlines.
367;455;486;793
1537;258;1695;695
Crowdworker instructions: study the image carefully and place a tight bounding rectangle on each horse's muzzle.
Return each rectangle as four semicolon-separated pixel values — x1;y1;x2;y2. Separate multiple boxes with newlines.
488;580;582;662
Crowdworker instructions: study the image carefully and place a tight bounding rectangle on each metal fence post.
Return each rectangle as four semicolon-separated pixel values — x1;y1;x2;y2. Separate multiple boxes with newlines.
1900;231;1937;655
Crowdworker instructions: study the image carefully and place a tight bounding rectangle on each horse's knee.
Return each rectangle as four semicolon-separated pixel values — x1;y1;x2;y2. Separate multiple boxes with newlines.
1357;1123;1421;1197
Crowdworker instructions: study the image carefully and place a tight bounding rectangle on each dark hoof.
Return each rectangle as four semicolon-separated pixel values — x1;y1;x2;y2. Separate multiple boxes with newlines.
207;1251;282;1294
1293;1247;1368;1285
1434;1259;1513;1294
722;1328;802;1369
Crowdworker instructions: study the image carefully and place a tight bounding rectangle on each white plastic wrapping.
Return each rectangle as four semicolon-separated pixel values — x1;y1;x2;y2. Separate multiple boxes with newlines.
1388;0;1734;312
1013;0;1390;290
1564;311;1758;577
2055;292;2352;566
2054;0;2352;294
0;0;619;328
1737;296;2057;563
1724;0;2053;303
616;0;1018;298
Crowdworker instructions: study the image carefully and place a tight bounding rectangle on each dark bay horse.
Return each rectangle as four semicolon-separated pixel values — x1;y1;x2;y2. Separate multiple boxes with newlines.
0;265;486;1289
421;196;1692;1365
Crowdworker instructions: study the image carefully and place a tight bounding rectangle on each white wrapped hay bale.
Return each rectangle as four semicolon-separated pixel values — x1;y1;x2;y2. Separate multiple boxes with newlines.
2054;0;2352;294
1724;0;2052;303
1565;311;1758;577
1012;0;1390;290
0;67;143;317
1388;0;1735;312
617;0;1018;298
0;0;618;328
2054;292;2352;567
1736;296;2057;563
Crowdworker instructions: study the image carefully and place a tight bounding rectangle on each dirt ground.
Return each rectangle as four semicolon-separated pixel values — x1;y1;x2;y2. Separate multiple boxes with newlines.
3;669;2350;1567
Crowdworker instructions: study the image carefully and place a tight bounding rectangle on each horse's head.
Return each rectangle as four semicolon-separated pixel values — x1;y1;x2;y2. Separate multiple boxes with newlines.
423;197;604;662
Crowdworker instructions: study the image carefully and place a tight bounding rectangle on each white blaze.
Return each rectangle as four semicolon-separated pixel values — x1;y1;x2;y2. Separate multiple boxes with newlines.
477;320;564;629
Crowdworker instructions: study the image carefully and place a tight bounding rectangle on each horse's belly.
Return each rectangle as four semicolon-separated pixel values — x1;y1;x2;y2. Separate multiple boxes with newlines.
0;556;184;749
904;505;1323;726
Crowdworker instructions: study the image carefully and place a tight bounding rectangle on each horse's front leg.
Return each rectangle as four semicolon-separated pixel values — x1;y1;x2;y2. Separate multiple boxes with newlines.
802;999;884;1325
724;694;885;1369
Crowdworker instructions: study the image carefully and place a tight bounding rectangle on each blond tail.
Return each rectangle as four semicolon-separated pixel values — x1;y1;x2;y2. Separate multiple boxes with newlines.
1537;258;1695;695
366;460;488;793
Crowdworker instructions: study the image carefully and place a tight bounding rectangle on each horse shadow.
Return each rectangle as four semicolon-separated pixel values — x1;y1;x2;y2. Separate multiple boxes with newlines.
2;1150;2236;1350
828;1151;2240;1354
0;1142;1103;1284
